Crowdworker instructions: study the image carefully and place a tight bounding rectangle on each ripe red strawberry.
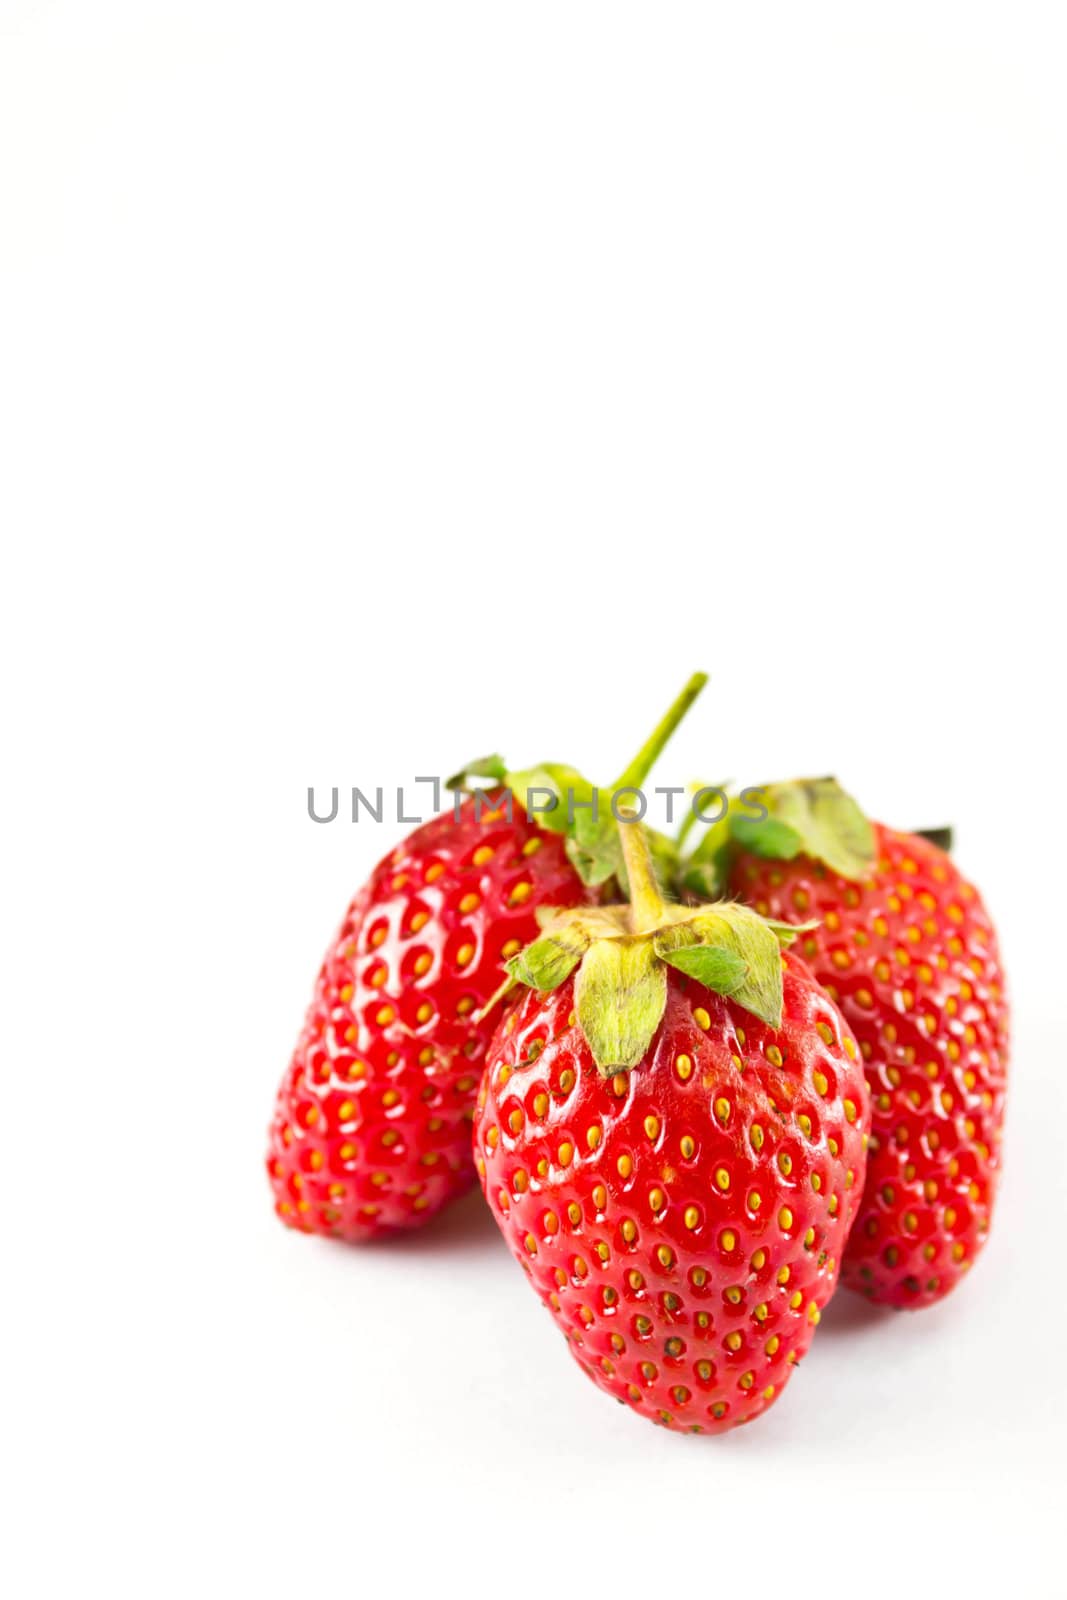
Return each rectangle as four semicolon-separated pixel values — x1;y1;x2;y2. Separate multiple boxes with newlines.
474;817;870;1432
701;778;1009;1308
267;674;706;1240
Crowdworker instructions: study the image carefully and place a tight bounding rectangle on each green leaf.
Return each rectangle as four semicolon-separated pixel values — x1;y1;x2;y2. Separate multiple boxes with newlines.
574;937;668;1074
565;804;623;885
658;943;748;995
506;935;586;992
680;792;754;897
731;778;875;881
915;825;953;853
445;753;508;792
654;902;788;1028
505;906;631;993
729;814;804;861
566;807;680;893
502;763;592;835
678;850;728;900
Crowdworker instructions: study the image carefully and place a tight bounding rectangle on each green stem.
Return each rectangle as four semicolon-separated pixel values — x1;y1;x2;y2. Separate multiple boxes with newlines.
617;812;668;934
610;671;708;793
675;783;708;850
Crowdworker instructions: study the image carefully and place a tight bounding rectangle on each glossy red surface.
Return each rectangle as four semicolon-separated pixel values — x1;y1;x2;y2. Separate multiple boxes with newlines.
475;953;870;1432
267;796;589;1239
729;827;1009;1307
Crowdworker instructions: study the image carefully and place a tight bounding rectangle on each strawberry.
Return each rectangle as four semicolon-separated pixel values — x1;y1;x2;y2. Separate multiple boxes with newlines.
474;816;870;1432
267;674;707;1240
688;778;1009;1308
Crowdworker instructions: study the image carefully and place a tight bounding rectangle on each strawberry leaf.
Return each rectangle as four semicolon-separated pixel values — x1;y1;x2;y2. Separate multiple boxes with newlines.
574;937;668;1074
731;778;875;882
445;754;508;791
654;903;789;1028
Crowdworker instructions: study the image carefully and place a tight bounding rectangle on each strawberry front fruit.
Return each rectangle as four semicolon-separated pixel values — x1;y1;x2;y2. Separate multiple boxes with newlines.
474;816;870;1432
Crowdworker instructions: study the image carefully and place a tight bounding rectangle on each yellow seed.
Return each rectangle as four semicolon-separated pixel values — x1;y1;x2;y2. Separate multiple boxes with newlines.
715;1168;730;1191
813;1071;829;1097
586;1125;602;1150
472;846;494;866
714;1097;731;1125
843;1099;858;1123
644;1114;660;1140
720;1229;737;1252
778;1206;793;1230
649;1187;666;1210
558;1141;574;1167
676;1054;693;1081
617;1154;633;1179
683;1206;700;1230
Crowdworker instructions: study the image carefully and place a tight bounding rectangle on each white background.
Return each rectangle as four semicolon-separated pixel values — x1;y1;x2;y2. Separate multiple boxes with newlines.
3;4;1066;1596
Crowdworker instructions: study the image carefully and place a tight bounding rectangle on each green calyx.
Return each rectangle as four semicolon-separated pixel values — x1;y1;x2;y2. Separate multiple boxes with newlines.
491;814;812;1075
446;672;708;891
681;776;877;896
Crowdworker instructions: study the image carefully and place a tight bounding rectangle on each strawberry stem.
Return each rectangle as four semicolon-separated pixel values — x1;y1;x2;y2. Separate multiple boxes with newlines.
610;672;707;793
617;812;668;935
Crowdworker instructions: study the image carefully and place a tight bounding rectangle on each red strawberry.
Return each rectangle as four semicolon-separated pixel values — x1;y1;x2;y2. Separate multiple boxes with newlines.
474;817;870;1432
694;778;1009;1308
267;674;707;1240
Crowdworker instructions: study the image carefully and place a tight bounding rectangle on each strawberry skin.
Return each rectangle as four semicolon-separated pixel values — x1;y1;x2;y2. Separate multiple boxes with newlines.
267;796;588;1239
474;952;870;1432
729;827;1008;1307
